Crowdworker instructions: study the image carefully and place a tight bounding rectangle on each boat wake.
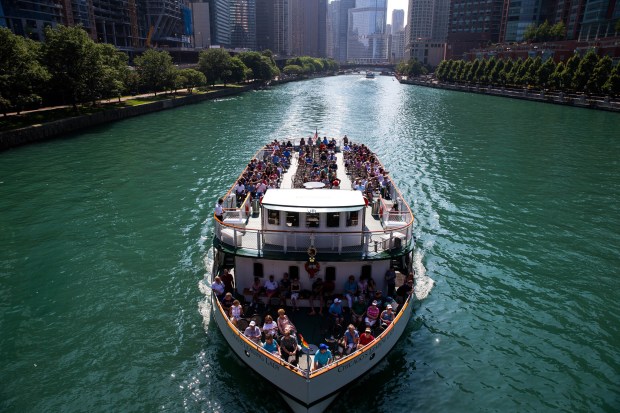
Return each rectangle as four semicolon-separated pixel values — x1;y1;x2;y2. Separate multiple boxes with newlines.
412;248;434;301
197;247;215;328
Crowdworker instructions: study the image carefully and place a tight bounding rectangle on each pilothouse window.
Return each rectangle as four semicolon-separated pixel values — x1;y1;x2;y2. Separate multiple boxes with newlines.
306;213;320;228
326;212;340;227
286;212;299;227
346;211;359;226
268;210;280;225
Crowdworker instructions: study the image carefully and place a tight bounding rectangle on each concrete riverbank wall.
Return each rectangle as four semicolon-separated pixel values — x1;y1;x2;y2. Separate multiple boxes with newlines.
0;86;253;152
399;78;620;113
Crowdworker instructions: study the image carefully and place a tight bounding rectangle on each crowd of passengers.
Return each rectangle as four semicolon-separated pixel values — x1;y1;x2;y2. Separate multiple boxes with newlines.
210;268;415;371
292;135;341;189
342;137;394;202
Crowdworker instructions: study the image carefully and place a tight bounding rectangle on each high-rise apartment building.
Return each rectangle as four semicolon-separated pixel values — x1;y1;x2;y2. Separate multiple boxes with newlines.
347;0;388;63
192;1;212;48
405;0;448;65
230;0;255;49
255;0;274;50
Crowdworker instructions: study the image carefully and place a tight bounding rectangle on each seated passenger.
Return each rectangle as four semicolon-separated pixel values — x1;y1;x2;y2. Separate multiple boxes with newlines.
290;276;301;311
264;275;279;299
229;299;243;326
328;298;344;325
359;327;375;347
313;343;333;370
277;308;297;335
244;321;262;344
380;304;395;328
342;324;359;355
262;334;280;355
250;276;264;302
365;300;380;327
351;296;367;326
262;315;278;338
279;272;291;304
343;275;359;308
221;292;234;314
309;277;324;316
211;276;225;300
280;329;300;366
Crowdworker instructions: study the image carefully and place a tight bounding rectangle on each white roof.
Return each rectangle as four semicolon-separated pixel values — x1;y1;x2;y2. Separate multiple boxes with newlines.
261;189;365;212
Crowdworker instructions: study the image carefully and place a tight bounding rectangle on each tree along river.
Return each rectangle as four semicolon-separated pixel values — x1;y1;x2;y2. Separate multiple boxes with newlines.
0;75;618;413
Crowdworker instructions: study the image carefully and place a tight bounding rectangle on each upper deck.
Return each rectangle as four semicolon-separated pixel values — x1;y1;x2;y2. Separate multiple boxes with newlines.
213;137;414;259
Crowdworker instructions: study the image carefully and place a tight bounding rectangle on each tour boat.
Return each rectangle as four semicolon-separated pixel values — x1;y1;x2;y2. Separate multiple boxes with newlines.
209;135;416;413
365;71;376;79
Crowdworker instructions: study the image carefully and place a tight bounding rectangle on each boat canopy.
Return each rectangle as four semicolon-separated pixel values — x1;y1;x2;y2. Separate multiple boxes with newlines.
261;189;365;212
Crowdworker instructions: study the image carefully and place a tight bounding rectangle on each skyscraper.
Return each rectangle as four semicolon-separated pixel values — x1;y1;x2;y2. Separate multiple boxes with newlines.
347;0;388;63
392;8;405;34
327;0;355;62
230;0;256;49
446;0;504;59
255;0;275;51
208;0;231;47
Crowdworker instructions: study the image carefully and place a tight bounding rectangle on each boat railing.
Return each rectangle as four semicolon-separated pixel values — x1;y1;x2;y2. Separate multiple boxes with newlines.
214;220;413;255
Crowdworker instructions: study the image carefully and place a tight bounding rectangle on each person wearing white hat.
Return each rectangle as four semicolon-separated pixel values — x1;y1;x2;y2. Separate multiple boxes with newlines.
328;298;344;325
365;300;380;327
380;304;395;328
244;320;262;344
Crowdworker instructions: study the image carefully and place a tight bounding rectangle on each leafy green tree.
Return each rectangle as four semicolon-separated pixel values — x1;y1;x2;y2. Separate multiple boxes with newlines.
603;64;620;96
134;49;175;95
454;60;466;82
97;43;130;102
42;25;107;108
523;24;537;42
228;56;248;83
550;22;566;40
506;58;521;85
537;57;556;88
178;68;206;93
525;56;542;86
434;60;448;81
587;55;612;95
572;50;598;92
500;58;514;85
0;27;49;115
238;51;279;81
460;61;473;82
549;61;566;89
198;48;232;86
489;58;505;85
283;64;304;76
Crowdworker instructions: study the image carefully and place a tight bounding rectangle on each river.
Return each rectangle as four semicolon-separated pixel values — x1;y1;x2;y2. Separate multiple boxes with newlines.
1;75;618;412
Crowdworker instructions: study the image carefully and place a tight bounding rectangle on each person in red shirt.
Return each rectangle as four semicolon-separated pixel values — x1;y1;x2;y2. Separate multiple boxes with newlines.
359;327;375;347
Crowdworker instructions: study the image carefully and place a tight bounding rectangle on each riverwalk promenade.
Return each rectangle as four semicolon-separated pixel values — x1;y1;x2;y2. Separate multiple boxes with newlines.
399;78;620;113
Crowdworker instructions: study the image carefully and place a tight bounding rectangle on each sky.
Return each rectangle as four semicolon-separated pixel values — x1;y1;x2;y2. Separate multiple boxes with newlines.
388;0;408;25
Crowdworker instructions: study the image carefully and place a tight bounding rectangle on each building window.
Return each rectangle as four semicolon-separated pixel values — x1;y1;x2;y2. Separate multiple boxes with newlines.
268;210;280;225
306;213;320;228
286;212;299;227
326;212;340;227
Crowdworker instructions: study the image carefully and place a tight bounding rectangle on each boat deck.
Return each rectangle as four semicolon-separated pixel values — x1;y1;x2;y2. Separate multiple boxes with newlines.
245;150;383;232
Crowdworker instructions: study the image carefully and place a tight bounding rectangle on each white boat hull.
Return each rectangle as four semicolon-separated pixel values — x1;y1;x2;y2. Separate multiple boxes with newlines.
211;290;415;412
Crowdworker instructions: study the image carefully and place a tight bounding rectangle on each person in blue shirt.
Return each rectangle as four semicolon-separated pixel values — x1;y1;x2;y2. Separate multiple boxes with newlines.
262;334;280;356
313;343;333;370
343;275;359;308
329;298;344;325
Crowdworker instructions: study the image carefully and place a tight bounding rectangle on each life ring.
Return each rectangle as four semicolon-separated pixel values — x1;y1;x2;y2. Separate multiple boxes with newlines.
304;260;320;278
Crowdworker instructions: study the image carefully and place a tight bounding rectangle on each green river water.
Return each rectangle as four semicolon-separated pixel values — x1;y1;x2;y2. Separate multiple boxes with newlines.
1;75;619;412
